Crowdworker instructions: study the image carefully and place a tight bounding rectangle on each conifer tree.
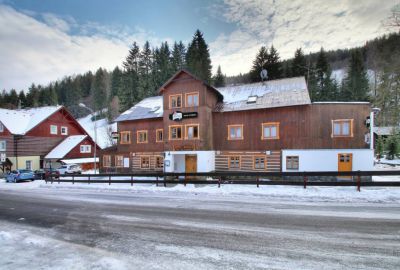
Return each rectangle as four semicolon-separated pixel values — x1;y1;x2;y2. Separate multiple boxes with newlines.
291;48;307;77
110;66;123;99
171;41;186;72
186;30;212;83
265;45;282;80
250;46;268;82
91;68;108;111
18;90;27;108
123;42;140;72
342;49;369;101
213;65;225;87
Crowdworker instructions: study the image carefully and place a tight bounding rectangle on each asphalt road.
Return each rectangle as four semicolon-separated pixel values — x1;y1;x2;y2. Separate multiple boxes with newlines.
0;187;399;269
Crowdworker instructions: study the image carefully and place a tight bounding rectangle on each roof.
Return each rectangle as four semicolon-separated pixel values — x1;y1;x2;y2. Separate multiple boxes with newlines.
313;102;370;104
114;96;163;122
45;135;87;159
0;106;62;135
374;126;399;136
61;157;99;164
214;77;311;112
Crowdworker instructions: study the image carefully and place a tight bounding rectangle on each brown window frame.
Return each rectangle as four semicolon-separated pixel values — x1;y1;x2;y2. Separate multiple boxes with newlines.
169;94;182;109
227;124;244;140
185;92;199;107
155;156;164;169
140;156;150;169
228;156;241;169
261;122;280;140
286;156;299;170
332;119;353;137
185;124;200;140
115;155;124;167
253;156;266;170
137;130;148;144
156;129;163;143
103;155;111;167
169;125;183;140
120;131;131;144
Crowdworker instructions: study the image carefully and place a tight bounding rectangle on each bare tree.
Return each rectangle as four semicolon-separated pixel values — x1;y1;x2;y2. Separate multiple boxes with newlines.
385;4;400;30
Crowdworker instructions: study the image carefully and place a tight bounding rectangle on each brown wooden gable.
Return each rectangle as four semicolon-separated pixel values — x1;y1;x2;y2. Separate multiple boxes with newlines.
64;137;101;159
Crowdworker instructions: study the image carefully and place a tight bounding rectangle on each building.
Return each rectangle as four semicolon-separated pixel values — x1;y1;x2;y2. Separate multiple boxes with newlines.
100;70;374;174
0;106;99;171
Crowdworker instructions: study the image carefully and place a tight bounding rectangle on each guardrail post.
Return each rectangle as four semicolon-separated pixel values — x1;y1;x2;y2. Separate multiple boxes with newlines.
357;171;361;192
156;176;158;187
109;175;111;185
88;175;90;184
131;175;133;186
184;175;186;187
218;177;221;188
303;173;307;189
163;177;166;187
72;175;74;185
58;175;60;184
257;176;259;188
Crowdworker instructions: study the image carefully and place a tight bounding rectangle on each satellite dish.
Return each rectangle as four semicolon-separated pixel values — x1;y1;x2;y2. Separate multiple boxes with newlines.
260;69;268;81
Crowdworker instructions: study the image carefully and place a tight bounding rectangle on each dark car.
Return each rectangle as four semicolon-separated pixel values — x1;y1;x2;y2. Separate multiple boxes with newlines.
34;168;59;180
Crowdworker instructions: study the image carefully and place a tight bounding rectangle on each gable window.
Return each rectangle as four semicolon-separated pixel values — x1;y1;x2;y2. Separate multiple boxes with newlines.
185;124;199;139
61;126;68;135
115;155;124;167
50;125;57;135
332;119;353;137
137;130;148;143
120;131;131;144
169;94;182;109
262;122;279;140
0;122;4;132
169;125;182;140
156;156;164;169
254;156;266;169
156;129;163;143
103;155;111;167
0;140;6;151
186;92;199;107
228;125;243;140
140;156;150;169
286;156;299;170
229;156;241;169
80;145;91;153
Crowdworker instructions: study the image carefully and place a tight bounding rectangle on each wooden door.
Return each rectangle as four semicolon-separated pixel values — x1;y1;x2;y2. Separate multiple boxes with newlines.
185;155;197;173
338;153;352;179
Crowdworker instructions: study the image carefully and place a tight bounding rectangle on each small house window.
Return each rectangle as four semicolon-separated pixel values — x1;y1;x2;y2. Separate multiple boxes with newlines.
247;96;257;104
286;156;299;170
26;160;32;170
186;92;199;107
61;126;68;135
254;156;266;169
0;123;4;132
50;125;57;135
137;130;148;143
170;94;182;108
169;126;182;140
103;155;111;167
185;124;199;139
0;140;6;151
156;129;163;142
229;156;241;169
156;156;164;169
140;156;150;169
332;119;353;137
262;122;279;139
228;125;243;140
120;131;131;144
115;155;124;167
80;145;91;153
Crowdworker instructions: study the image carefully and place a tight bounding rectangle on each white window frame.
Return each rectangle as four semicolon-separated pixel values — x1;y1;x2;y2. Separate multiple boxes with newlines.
0;140;6;151
26;160;32;170
80;145;92;153
50;125;58;135
61;126;68;135
0;122;4;132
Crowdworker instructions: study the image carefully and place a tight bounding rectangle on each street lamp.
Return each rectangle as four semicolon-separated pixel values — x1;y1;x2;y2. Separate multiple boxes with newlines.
79;103;98;174
370;107;381;151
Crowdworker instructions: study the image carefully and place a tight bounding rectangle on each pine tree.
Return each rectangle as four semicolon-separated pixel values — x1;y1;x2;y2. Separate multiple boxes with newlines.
343;49;370;101
110;66;123;100
213;65;225;87
138;41;156;98
186;30;212;83
265;45;282;80
250;46;268;82
91;68;108;111
8;89;19;107
123;42;140;72
26;84;40;107
291;48;307;77
171;41;186;72
18;90;27;108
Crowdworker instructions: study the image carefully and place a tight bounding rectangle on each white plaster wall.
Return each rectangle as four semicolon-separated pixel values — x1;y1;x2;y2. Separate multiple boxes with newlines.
163;151;215;173
282;149;374;172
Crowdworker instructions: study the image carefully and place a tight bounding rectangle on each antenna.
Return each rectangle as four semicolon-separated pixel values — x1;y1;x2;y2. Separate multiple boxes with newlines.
260;69;268;82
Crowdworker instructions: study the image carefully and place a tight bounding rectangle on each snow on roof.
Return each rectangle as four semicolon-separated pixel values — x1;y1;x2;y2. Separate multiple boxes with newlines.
61;157;99;164
114;96;164;122
215;77;311;112
0;106;62;135
78;113;117;149
374;126;399;136
45;135;87;159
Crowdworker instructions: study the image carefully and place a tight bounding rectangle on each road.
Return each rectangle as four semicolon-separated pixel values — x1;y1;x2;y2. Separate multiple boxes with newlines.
0;186;399;269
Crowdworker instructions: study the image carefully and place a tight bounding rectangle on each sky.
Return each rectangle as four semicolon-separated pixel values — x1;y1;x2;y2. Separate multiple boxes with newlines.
0;0;397;90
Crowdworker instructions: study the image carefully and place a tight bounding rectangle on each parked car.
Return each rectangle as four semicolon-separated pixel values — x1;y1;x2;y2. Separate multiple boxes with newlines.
34;168;60;180
6;169;35;183
56;164;82;175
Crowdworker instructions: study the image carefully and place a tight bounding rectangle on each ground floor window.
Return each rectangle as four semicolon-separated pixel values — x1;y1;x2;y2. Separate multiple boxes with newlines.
103;155;111;167
229;156;241;168
286;156;299;170
169;125;182;140
141;156;150;169
253;156;266;169
185;124;199;139
115;155;124;167
156;156;164;169
0;140;5;151
26;160;32;170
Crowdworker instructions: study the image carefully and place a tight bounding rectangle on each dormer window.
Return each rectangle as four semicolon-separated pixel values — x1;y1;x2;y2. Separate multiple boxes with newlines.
50;125;57;135
247;96;257;104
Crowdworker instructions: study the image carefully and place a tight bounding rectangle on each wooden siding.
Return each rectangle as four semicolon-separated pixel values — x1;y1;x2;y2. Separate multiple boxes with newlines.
131;152;164;171
1;135;63;157
64;137;100;159
215;151;281;172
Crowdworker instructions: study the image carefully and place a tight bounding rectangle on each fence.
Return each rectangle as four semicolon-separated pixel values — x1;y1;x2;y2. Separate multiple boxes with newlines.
45;170;400;192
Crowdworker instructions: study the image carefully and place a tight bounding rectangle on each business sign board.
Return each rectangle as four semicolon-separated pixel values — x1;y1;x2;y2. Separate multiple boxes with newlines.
169;111;198;121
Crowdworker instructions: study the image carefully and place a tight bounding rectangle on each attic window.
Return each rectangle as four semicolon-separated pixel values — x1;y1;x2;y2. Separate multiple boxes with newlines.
247;96;257;104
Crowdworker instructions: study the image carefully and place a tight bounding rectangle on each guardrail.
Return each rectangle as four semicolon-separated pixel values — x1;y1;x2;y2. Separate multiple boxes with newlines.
44;170;400;192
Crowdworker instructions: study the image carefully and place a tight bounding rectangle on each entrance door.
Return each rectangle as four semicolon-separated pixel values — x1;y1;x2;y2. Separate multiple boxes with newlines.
338;153;352;179
185;155;197;174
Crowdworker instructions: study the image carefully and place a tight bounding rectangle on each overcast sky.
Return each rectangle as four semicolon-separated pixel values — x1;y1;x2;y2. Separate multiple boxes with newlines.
0;0;397;90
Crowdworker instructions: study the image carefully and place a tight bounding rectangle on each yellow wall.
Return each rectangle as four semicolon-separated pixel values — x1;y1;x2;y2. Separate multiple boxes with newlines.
8;156;41;171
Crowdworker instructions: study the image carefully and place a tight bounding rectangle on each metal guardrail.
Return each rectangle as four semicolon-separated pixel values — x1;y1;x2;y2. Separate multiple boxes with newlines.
44;170;400;192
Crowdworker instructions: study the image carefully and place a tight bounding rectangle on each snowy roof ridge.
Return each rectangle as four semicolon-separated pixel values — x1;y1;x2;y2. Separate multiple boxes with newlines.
0;106;62;135
115;96;163;122
45;135;87;159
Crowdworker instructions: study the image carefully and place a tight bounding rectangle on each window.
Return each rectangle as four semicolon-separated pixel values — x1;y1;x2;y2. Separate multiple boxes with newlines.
185;124;199;139
137;130;148;143
228;125;243;140
103;155;111;167
169;94;182;108
332;119;353;137
140;156;150;169
26;160;32;170
115;155;124;167
229;156;241;169
156;156;164;169
80;145;92;153
156;129;163;142
50;125;57;135
286;156;299;170
0;122;3;132
262;122;279;140
185;92;199;107
0;140;6;151
254;156;266;169
169;125;182;140
60;126;68;135
120;131;131;144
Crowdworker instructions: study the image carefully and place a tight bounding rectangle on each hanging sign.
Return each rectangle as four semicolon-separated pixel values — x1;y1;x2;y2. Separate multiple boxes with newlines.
169;111;198;121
